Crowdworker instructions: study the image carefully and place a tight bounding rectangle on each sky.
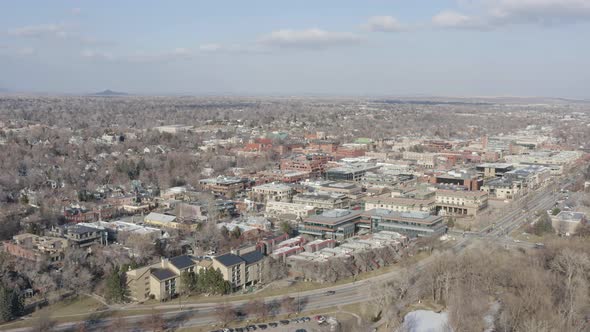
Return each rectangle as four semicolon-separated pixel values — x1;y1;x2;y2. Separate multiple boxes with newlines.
0;0;589;98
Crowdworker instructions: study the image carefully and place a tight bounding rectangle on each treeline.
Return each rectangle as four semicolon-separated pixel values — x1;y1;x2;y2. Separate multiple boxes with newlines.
372;238;590;332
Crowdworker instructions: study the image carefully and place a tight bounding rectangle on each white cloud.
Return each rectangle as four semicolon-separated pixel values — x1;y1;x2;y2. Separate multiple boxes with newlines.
82;48;195;63
258;28;363;49
363;16;405;32
81;50;114;61
0;46;36;57
8;24;68;38
487;0;590;24
432;10;488;29
199;44;223;52
16;47;36;56
434;0;590;30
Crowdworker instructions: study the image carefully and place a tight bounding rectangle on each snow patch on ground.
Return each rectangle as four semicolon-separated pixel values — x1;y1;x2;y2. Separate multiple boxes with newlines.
402;310;450;332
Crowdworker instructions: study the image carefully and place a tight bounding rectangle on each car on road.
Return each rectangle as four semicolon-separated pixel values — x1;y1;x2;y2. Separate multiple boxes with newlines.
280;319;290;325
301;317;311;322
325;290;336;295
295;329;307;332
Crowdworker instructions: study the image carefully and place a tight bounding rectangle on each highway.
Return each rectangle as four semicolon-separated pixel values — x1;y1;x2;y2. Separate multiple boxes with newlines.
3;179;570;332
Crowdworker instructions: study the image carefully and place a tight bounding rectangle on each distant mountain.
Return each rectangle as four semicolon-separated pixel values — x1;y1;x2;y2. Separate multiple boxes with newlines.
92;89;128;96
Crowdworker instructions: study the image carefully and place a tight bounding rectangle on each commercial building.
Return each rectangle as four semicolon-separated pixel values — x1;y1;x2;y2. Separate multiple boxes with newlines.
480;178;522;200
325;163;381;182
316;181;364;199
144;212;185;230
292;193;350;210
265;201;316;219
476;163;514;178
199;176;251;197
126;255;198;302
435;189;488;216
255;170;311;184
431;170;483;191
359;209;446;237
402;152;437;168
299;209;363;240
280;154;330;177
249;183;294;203
551;212;586;236
364;193;437;214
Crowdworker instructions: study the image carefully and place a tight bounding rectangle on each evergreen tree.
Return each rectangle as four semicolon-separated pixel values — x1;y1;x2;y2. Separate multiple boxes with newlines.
0;284;24;322
105;266;126;303
0;285;13;322
9;290;24;319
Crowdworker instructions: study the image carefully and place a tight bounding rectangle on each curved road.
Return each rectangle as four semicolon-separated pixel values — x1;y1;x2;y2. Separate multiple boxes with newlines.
4;179;566;331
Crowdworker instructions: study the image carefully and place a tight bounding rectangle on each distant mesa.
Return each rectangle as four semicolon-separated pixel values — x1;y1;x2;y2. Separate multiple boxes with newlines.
92;89;128;96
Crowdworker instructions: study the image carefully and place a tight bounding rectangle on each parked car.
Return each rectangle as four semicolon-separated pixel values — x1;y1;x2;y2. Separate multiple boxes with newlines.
325;290;336;295
280;320;290;325
268;322;278;328
257;324;268;330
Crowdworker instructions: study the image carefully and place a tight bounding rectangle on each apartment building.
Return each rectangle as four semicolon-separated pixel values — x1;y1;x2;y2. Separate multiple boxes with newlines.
2;233;68;264
49;223;108;248
126;255;197;302
211;246;264;291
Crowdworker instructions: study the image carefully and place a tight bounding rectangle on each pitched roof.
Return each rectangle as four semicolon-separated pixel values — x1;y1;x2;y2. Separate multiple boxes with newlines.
169;255;195;270
215;253;244;267
241;250;264;265
151;268;176;281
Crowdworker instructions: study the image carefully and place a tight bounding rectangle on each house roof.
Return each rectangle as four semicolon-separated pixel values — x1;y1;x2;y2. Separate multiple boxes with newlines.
151;268;176;281
215;253;244;267
169;255;195;270
241;250;264;265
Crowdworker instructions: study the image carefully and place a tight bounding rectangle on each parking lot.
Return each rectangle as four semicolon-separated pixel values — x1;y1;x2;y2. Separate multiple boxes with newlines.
208;315;334;332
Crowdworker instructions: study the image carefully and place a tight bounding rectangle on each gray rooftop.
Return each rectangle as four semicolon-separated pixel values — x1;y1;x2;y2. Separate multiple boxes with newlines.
169;255;195;270
241;251;264;265
215;253;244;267
151;268;176;281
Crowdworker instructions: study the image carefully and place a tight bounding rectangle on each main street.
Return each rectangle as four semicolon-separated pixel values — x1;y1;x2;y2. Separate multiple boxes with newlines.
4;178;569;332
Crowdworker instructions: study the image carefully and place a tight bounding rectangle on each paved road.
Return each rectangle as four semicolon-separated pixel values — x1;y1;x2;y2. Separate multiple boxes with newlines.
4;178;571;332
